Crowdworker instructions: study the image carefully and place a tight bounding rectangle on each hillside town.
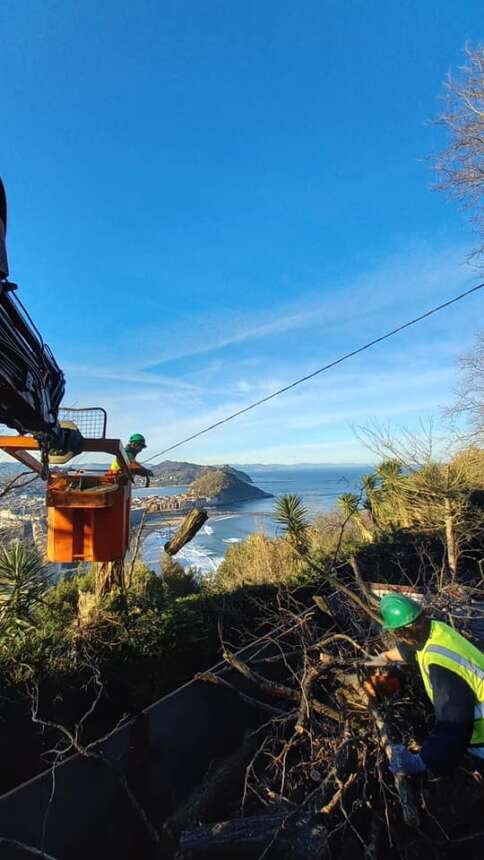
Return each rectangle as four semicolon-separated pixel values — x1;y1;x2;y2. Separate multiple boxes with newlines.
131;491;211;518
0;492;45;546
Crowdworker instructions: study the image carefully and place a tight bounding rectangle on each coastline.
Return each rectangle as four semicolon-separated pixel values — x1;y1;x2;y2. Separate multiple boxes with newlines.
135;464;369;574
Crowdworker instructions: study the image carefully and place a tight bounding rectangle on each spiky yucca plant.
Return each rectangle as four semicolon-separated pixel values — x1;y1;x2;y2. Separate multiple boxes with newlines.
376;459;403;484
337;493;374;543
337;493;359;518
0;541;51;628
274;494;310;553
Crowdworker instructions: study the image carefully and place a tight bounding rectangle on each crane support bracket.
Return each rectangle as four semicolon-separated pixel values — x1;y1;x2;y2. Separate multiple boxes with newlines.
0;436;133;480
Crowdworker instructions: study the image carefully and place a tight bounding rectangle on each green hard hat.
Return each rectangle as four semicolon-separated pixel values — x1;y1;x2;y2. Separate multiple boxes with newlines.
380;594;423;631
128;433;147;447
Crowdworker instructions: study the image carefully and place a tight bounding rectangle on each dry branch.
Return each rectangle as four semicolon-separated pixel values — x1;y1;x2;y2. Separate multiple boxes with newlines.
0;471;39;498
194;672;287;717
320;772;357;815
312;595;333;616
295;663;320;734
223;650;339;723
0;838;60;859
346;674;420;829
304;554;382;624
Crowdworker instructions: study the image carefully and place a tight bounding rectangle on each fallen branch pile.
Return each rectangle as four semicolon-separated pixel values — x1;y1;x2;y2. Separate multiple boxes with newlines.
166;585;484;860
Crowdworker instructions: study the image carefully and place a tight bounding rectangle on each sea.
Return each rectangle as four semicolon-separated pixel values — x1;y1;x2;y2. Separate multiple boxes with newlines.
137;465;371;575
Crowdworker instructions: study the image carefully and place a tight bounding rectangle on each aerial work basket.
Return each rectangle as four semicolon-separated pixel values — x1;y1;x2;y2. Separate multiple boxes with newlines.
46;472;131;563
0;411;133;564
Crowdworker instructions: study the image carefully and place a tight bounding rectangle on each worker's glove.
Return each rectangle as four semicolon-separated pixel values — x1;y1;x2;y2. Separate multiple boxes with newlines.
390;744;426;776
363;654;388;668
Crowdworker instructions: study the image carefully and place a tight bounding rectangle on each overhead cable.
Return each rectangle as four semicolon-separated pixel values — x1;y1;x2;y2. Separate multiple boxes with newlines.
144;281;484;463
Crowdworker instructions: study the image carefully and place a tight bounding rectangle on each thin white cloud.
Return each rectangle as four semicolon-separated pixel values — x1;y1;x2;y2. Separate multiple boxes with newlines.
132;241;473;370
62;363;200;391
58;240;480;463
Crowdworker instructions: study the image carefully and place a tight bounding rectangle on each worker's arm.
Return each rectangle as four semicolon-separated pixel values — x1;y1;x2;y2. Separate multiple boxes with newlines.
130;462;153;479
383;646;406;663
365;646;406;667
419;665;475;775
391;665;475;777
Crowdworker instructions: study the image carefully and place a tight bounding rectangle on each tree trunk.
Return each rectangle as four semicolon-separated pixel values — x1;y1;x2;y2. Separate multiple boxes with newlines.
96;559;125;596
179;810;329;859
164;733;257;839
355;514;374;543
164;509;208;556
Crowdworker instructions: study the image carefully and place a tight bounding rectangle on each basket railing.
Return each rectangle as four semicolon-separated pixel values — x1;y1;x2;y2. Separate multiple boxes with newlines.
58;407;107;439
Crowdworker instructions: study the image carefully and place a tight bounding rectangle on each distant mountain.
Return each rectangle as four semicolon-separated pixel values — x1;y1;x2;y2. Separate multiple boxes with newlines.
150;460;253;486
231;463;374;470
0;460;255;489
190;468;272;504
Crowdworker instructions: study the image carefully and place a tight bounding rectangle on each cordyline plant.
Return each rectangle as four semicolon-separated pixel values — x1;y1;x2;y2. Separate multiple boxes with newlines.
274;494;381;624
0;541;51;631
274;493;310;554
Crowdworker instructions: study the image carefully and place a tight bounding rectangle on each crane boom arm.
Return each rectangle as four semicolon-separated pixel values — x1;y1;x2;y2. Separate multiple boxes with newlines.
0;178;65;436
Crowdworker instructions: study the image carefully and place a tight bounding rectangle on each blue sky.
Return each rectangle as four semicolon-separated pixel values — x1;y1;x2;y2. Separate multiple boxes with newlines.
1;1;482;464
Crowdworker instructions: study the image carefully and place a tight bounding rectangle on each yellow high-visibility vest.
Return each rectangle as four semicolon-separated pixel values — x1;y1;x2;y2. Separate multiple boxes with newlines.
417;620;484;752
110;449;136;472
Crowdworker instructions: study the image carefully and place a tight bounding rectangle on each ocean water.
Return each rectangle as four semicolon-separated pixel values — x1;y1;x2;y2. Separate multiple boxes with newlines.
138;465;371;575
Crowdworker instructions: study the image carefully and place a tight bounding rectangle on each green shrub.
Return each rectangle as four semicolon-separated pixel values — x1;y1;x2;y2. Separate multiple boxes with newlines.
161;554;201;599
213;532;305;591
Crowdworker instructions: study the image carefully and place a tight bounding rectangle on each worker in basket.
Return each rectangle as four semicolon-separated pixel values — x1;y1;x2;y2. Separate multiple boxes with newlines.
367;594;484;777
110;433;153;481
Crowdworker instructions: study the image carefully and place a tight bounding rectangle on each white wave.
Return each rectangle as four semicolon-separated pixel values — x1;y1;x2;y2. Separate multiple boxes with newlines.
180;546;214;560
202;525;214;535
178;546;221;572
222;538;241;544
211;514;239;523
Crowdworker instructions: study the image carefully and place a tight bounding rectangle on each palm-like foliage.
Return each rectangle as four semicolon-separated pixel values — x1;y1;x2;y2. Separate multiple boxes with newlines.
376;459;403;484
361;474;376;495
361;474;383;527
0;542;51;628
337;493;374;542
274;494;310;552
359;451;483;579
361;460;408;531
337;493;360;518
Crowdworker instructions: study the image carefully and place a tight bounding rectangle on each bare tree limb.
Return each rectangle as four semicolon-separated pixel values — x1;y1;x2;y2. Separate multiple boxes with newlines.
0;837;60;859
